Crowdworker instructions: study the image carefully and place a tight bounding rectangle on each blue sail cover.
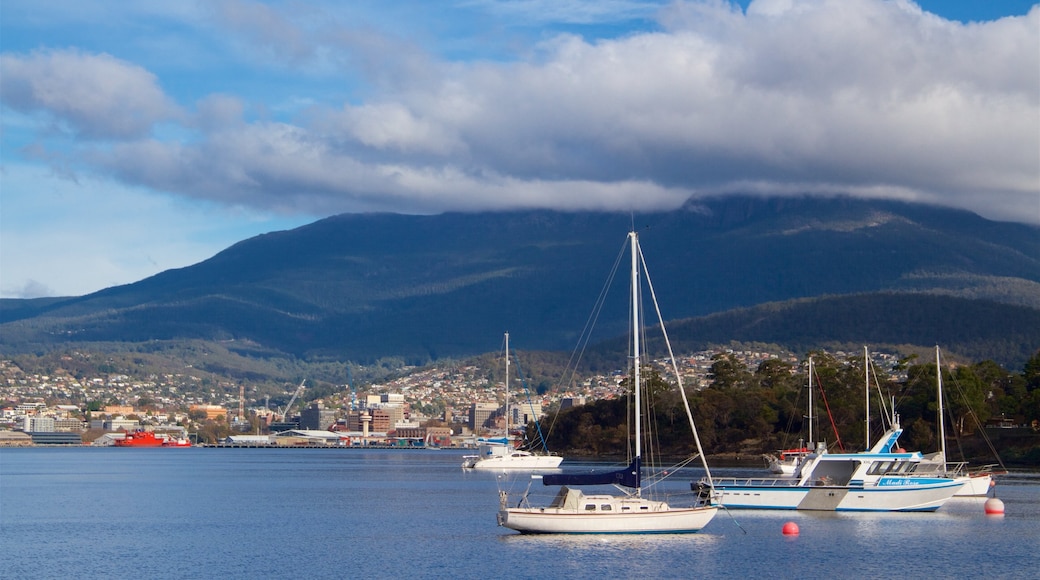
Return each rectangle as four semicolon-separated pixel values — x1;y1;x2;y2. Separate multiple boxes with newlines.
542;457;641;489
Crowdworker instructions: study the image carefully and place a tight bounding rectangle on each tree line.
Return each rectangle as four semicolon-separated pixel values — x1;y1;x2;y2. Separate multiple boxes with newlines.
534;349;1040;465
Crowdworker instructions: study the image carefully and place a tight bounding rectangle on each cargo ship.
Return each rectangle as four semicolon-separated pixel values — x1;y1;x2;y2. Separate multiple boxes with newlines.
114;429;192;447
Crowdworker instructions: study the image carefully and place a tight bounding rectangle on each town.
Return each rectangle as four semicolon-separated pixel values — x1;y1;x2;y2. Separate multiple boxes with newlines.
0;347;912;448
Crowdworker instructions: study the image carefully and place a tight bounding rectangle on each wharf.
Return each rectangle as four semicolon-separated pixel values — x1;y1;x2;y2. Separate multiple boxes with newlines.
199;443;441;450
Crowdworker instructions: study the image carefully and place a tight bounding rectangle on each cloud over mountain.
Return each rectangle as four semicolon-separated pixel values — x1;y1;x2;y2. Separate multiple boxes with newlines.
2;0;1036;223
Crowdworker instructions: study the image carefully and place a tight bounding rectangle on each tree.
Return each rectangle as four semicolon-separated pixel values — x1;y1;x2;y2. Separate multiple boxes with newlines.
1023;350;1040;392
708;353;752;390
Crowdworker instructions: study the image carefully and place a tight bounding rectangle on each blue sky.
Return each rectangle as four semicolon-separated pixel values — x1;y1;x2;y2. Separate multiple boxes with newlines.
2;0;1038;298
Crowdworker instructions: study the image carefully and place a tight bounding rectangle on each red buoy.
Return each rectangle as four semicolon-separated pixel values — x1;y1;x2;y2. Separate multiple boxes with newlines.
782;521;800;536
984;497;1005;516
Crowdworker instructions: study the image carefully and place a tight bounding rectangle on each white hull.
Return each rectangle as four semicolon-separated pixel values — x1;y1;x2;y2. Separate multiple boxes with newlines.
499;489;716;534
953;473;993;497
766;453;806;477
714;477;962;511
463;453;563;470
462;440;563;470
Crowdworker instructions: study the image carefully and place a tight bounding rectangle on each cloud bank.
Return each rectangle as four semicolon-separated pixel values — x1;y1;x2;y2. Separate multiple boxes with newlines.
3;0;1038;223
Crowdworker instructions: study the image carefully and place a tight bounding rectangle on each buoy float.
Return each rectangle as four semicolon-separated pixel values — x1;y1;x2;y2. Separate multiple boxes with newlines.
782;521;800;536
984;497;1005;515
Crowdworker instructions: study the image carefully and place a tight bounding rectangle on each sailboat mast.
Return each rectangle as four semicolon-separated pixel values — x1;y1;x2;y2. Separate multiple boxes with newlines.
629;232;642;494
864;346;870;449
808;356;814;445
505;332;510;436
936;345;946;463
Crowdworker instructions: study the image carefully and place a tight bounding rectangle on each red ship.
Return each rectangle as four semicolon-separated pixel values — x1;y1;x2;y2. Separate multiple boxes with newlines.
114;429;192;447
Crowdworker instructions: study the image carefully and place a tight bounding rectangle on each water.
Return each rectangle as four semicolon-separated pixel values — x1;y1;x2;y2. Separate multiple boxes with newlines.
2;448;1037;579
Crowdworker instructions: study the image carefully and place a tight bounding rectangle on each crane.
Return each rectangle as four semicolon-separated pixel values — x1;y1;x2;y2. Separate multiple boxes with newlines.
281;379;306;422
348;367;357;411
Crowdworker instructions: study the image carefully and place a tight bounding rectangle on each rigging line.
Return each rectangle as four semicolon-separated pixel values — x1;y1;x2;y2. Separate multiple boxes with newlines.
512;350;551;453
778;359;807;449
645;454;699;488
869;355;893;432
937;350;1007;471
635;286;662;478
813;363;845;452
545;238;628;436
720;504;749;535
638;239;716;487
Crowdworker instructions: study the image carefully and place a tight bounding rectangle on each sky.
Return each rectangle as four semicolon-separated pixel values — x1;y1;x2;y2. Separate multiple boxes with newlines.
1;0;1038;299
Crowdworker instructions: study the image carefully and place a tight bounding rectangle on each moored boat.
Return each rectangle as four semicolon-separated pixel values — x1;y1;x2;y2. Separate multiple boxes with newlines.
462;333;563;471
912;346;1005;496
701;347;963;512
462;440;563;470
114;429;192;447
766;445;811;476
497;231;717;534
705;426;962;511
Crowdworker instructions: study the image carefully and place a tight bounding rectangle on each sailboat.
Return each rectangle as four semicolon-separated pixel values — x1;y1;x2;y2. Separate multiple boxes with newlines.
496;231;718;534
765;356;816;476
462;333;563;470
914;346;1004;496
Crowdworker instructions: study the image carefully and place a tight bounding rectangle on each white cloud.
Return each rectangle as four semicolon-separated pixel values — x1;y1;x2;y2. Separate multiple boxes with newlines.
97;3;1036;221
4;0;1039;229
0;49;181;139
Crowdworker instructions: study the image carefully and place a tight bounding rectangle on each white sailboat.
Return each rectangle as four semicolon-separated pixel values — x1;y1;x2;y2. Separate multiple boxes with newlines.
497;231;718;534
765;356;815;476
914;346;1003;496
462;332;563;470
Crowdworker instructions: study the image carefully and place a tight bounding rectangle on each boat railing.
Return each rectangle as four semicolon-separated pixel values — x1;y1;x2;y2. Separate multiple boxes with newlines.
969;463;1007;476
707;476;802;488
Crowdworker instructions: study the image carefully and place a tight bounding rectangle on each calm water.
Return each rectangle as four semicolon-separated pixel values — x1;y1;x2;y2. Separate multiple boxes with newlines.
2;448;1037;579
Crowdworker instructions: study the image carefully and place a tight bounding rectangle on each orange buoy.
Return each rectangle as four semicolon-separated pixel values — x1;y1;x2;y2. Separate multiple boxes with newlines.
782;521;800;536
984;497;1005;515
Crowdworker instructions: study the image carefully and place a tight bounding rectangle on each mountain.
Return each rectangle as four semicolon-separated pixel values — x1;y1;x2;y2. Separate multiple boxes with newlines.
3;196;1039;367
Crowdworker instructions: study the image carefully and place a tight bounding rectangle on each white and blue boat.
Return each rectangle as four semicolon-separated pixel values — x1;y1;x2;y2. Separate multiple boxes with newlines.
702;419;963;512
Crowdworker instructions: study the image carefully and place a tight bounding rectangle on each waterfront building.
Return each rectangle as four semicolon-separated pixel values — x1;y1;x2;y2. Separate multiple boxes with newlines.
23;416;55;432
300;402;338;430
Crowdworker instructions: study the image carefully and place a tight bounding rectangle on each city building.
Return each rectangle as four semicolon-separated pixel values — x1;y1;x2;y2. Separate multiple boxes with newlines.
300;402;338;430
469;402;498;431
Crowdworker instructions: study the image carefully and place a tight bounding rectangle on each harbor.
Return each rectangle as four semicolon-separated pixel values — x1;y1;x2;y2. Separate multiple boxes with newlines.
2;446;1036;579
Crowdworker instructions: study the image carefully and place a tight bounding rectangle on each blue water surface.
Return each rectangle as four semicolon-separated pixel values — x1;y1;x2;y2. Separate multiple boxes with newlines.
1;448;1036;579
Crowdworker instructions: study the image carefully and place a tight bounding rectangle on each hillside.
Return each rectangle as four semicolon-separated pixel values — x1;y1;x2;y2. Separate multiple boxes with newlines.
2;196;1038;366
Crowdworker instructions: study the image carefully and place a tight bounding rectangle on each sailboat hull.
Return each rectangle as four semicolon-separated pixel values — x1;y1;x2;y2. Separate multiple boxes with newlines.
464;451;564;470
953;473;994;497
499;487;716;533
499;505;717;534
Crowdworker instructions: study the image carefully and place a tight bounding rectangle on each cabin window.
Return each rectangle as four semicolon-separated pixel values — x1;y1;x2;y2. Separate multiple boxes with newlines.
868;461;894;475
585;504;597;511
600;504;612;511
